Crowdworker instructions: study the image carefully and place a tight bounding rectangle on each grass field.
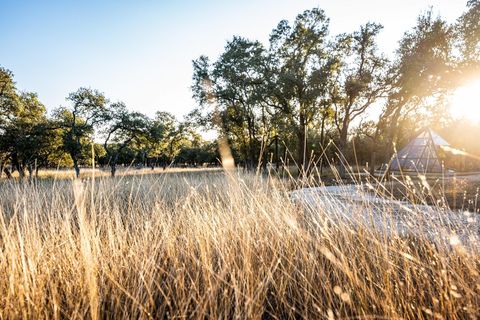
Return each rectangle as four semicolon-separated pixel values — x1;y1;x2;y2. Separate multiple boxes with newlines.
0;168;479;319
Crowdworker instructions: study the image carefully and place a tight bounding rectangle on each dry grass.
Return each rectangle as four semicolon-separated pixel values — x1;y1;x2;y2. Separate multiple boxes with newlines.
1;166;223;180
0;169;479;319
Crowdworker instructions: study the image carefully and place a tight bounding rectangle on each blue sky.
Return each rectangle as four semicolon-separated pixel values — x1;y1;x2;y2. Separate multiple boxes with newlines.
0;0;468;119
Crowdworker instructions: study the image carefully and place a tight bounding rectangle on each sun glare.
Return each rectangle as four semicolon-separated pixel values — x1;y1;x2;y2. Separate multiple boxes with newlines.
450;79;480;122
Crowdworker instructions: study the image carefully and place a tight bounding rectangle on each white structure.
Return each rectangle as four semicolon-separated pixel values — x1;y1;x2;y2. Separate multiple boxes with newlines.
390;128;450;173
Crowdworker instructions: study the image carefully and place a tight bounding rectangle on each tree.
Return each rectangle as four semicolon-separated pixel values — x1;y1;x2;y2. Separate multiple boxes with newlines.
0;69;57;180
153;112;184;163
175;141;219;166
103;102;149;176
192;37;270;169
267;8;331;172
379;11;454;165
53;88;109;178
17;93;56;179
329;23;388;177
130;111;185;168
0;92;51;179
456;0;480;68
0;67;20;127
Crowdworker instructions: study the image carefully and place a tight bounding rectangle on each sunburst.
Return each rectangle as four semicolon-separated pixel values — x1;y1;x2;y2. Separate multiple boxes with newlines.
450;79;480;122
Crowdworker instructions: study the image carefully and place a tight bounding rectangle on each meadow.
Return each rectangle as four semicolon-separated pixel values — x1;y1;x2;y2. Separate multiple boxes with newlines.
0;168;478;319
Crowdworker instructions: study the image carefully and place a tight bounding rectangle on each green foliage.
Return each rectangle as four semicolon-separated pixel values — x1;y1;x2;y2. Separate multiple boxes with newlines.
456;0;480;65
102;102;149;175
330;22;388;152
192;8;338;170
268;8;333;169
0;69;64;177
0;67;20;126
190;4;478;173
53;87;109;177
192;36;270;167
379;11;454;159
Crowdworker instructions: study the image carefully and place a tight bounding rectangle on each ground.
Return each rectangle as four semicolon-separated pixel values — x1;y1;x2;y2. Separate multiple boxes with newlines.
0;168;478;319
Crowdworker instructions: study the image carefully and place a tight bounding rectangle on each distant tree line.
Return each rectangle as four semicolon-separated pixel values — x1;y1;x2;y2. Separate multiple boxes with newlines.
0;72;220;179
191;1;480;176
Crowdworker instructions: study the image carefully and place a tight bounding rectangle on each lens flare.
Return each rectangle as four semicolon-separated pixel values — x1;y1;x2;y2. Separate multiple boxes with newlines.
450;79;480;122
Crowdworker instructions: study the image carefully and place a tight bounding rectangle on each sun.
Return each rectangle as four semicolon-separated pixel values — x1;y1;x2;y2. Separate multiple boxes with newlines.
450;79;480;122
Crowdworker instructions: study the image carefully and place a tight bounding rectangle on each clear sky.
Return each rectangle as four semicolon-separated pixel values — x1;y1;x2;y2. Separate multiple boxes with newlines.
0;0;469;119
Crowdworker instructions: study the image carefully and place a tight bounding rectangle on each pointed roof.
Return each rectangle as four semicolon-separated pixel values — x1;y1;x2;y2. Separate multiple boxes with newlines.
428;129;449;146
390;128;450;173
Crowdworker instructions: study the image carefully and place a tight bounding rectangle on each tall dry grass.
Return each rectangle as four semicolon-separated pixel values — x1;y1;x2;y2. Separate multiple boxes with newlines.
0;169;479;319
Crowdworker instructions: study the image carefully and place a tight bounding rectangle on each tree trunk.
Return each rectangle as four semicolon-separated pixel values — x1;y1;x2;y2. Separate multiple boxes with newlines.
248;119;256;170
297;118;307;176
3;167;12;179
110;163;117;177
27;163;34;183
384;105;403;161
338;124;349;179
12;152;24;179
274;135;279;170
319;113;326;176
370;151;376;176
73;158;80;178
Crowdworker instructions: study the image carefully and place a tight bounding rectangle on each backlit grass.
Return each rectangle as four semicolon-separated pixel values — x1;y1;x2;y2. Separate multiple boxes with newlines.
0;170;478;319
